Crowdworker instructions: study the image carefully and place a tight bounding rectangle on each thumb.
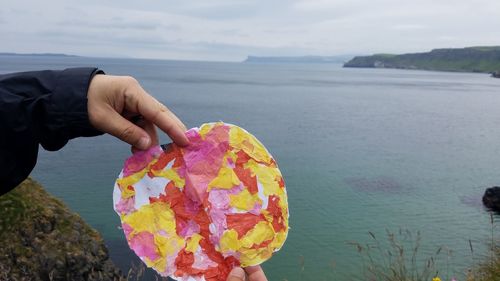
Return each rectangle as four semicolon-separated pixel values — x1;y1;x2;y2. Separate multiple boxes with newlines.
226;267;246;281
97;110;151;150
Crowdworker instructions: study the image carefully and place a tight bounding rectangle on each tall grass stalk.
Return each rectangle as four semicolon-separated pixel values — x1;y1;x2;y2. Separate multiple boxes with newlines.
468;212;500;281
348;229;448;281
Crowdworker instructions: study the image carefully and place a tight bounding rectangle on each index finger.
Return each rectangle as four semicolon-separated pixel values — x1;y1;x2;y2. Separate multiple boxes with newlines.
245;265;268;281
135;90;189;146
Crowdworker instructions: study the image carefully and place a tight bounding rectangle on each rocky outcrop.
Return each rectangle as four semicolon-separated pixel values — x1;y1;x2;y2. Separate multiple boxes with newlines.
482;186;500;211
0;178;124;281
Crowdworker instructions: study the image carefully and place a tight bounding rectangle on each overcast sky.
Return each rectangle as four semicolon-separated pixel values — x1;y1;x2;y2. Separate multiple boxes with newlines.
1;0;499;61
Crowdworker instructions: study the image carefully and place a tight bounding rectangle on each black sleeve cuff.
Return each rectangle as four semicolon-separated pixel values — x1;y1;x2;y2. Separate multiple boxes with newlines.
41;67;105;151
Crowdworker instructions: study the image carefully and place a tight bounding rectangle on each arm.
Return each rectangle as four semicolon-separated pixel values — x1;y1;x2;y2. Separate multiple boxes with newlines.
0;68;103;194
0;69;189;195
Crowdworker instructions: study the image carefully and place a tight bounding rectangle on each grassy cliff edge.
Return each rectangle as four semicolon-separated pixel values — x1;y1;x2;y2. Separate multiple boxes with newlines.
344;46;500;74
0;178;124;281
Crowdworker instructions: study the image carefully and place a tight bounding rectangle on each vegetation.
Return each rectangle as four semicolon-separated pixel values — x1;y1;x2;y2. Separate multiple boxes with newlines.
348;229;450;281
344;46;500;74
468;214;500;281
471;245;500;281
0;178;123;280
349;214;500;281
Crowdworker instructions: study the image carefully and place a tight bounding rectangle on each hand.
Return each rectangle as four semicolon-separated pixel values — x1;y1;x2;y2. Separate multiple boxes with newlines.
227;266;268;281
87;75;189;150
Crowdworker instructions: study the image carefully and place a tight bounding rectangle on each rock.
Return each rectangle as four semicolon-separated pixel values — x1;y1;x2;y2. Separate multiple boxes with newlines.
0;178;124;281
482;186;500;211
492;71;500;78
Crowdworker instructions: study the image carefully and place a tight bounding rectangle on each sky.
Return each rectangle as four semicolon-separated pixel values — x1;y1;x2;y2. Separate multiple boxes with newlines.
1;0;500;61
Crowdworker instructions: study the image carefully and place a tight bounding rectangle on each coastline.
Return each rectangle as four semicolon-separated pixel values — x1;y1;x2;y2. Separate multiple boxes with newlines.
344;46;500;77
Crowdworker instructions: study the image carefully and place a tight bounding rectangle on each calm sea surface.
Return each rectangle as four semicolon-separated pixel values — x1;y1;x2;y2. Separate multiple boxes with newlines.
1;55;500;280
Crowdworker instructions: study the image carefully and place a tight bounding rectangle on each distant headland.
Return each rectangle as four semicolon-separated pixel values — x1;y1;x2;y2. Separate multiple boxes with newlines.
343;46;500;77
0;52;79;57
244;55;352;64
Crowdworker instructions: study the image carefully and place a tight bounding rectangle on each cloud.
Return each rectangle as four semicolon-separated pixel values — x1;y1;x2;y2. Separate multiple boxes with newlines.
57;18;159;31
390;24;428;31
172;2;260;20
1;0;500;60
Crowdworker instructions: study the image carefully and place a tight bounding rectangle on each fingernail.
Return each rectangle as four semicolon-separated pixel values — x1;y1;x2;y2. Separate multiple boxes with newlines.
228;267;245;279
138;136;150;149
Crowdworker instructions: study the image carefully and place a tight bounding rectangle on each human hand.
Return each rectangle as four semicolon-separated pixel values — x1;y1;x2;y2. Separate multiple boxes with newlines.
87;75;189;150
227;266;268;281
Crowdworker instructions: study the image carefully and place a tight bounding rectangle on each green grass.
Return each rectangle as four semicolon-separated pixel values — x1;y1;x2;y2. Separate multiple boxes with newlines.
0;178;122;280
346;214;500;281
467;214;500;281
344;46;500;73
0;191;29;235
470;246;500;281
348;229;450;281
0;178;97;240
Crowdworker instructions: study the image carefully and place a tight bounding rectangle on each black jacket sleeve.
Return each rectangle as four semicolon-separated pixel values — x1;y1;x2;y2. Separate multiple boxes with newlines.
0;67;104;194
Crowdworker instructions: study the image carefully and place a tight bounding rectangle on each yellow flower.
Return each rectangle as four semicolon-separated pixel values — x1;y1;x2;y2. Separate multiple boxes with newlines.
432;277;442;281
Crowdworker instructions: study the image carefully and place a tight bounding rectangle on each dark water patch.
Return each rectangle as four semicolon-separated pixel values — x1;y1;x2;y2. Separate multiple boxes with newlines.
459;193;484;209
458;185;494;210
345;176;406;193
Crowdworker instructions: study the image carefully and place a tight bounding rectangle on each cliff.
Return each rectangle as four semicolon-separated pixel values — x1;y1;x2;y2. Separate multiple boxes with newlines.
0;178;124;281
344;46;500;73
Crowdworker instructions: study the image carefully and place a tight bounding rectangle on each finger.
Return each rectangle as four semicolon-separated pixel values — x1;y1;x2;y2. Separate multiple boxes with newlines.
226;267;246;281
154;100;187;132
97;108;151;150
154;100;188;140
133;91;189;146
245;266;268;281
167;107;188;131
131;120;158;153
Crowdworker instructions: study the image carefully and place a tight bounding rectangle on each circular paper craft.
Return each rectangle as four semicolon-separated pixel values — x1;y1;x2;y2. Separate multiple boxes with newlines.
113;122;289;281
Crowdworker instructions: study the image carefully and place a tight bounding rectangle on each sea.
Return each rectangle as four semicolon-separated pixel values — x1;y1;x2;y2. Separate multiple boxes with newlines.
1;54;500;280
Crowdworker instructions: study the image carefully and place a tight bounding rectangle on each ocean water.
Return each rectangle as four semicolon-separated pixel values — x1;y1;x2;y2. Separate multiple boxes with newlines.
1;55;500;280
